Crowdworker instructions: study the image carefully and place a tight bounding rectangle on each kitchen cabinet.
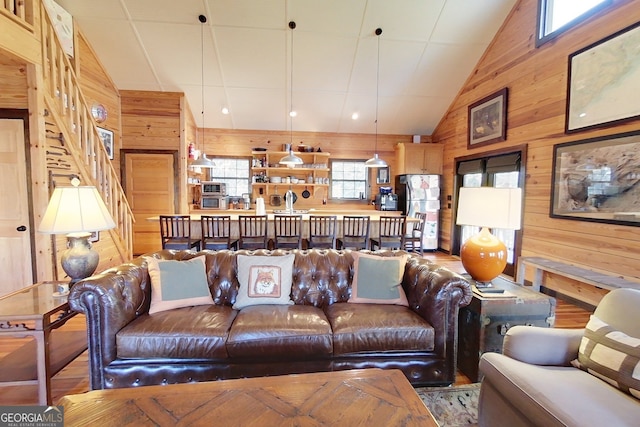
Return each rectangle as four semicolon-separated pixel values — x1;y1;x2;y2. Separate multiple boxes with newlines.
250;151;331;207
396;143;443;175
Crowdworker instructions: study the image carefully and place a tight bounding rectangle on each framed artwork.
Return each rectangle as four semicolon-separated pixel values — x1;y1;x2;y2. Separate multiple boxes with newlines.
550;130;640;226
566;22;640;133
376;167;390;184
468;88;508;148
97;127;114;160
89;231;100;243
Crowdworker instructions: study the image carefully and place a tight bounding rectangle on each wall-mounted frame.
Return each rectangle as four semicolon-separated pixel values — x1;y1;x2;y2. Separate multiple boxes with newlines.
550;130;640;226
376;167;390;184
97;127;114;159
89;231;100;243
468;88;508;148
566;21;640;133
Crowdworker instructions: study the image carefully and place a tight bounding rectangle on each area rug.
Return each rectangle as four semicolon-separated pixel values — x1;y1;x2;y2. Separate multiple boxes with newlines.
415;383;481;427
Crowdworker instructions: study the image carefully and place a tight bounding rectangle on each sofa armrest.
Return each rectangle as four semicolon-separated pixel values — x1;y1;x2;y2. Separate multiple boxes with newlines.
502;325;584;366
68;260;150;389
403;256;472;360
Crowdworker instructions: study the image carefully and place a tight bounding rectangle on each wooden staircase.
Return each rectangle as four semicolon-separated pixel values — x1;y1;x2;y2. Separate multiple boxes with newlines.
37;3;133;260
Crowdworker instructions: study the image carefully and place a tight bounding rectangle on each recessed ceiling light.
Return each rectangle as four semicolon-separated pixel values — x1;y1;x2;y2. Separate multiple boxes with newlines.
289;110;297;117
221;107;229;115
351;112;359;120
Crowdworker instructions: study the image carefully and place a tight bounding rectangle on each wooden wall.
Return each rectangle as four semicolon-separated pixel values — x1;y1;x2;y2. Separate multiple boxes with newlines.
0;58;28;108
201;128;426;209
433;0;640;281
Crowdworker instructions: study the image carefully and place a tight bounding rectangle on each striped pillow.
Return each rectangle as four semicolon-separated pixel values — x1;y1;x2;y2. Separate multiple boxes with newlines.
575;315;640;399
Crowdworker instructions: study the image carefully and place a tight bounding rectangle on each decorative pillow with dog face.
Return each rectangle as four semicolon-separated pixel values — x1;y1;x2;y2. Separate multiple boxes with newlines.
233;254;295;310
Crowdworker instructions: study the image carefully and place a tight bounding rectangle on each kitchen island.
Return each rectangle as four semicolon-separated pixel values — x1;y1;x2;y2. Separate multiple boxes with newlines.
146;209;418;249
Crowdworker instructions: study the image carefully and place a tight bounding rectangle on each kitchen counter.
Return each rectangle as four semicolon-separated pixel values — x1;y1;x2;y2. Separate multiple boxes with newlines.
149;209;407;221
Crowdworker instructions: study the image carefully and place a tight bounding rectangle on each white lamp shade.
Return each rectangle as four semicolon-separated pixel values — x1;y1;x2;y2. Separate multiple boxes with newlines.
456;187;522;230
39;186;116;234
279;150;304;165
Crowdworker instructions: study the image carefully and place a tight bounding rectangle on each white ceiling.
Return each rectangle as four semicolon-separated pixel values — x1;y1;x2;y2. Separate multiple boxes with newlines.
55;0;516;135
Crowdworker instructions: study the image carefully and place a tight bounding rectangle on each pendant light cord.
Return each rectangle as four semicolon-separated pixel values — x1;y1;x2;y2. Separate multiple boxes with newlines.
375;28;382;155
289;21;296;147
199;14;206;155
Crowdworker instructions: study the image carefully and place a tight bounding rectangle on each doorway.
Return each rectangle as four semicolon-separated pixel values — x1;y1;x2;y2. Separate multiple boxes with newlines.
0;111;34;295
121;150;179;255
452;146;526;277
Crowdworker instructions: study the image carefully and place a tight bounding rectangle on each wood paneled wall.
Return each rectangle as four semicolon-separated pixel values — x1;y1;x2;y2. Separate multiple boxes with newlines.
74;31;121;176
433;0;640;280
0;59;28;108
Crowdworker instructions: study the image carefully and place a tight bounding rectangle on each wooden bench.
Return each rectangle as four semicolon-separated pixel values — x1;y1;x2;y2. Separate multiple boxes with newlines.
516;257;640;306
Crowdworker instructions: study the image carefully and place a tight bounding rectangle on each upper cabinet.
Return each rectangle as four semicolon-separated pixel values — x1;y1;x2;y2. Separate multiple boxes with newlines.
396;143;443;175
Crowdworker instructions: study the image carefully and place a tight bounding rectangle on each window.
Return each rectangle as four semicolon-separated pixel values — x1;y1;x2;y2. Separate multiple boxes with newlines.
208;157;250;197
537;0;611;46
330;160;367;200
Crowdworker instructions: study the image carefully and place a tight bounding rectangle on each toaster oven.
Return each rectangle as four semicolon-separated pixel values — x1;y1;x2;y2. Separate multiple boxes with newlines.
201;181;227;196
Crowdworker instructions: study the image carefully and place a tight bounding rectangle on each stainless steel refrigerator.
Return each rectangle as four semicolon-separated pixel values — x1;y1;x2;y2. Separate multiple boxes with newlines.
395;174;440;250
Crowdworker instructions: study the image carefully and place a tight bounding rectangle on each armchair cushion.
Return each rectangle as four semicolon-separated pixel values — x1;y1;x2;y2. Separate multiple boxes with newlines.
574;315;640;399
147;256;214;314
503;325;584;366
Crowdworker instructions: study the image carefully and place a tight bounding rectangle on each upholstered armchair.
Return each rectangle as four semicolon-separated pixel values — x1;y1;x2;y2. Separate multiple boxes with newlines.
478;288;640;427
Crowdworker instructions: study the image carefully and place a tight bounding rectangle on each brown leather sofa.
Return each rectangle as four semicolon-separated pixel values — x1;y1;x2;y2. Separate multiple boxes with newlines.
69;249;471;390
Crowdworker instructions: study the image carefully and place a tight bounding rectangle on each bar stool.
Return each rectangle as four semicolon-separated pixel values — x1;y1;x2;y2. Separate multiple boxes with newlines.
337;216;370;250
159;215;201;251
201;215;238;250
370;216;406;250
306;215;337;249
404;212;427;253
273;215;303;249
238;215;269;249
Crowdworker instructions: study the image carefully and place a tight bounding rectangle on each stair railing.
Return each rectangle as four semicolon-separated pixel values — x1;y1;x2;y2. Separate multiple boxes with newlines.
39;2;133;259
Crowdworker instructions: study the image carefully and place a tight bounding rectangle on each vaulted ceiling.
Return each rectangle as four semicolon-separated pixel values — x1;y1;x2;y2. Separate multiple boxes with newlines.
56;0;517;135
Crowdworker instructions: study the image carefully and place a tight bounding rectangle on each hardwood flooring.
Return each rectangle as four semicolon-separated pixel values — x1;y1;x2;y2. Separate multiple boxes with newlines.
0;252;592;405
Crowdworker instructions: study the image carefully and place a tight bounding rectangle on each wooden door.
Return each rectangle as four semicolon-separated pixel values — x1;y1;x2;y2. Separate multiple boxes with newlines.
0;119;33;295
122;151;178;255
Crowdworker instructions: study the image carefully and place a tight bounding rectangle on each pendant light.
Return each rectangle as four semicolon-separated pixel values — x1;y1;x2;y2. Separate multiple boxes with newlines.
280;21;304;166
365;28;388;168
190;14;215;169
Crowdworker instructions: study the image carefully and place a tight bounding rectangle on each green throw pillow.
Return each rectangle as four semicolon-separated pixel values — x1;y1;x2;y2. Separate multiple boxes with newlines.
147;256;214;314
348;252;409;306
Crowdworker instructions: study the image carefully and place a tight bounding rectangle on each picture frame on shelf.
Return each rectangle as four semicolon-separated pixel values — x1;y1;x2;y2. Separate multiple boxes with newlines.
376;167;390;184
97;127;114;160
467;87;508;149
565;22;640;133
550;130;640;226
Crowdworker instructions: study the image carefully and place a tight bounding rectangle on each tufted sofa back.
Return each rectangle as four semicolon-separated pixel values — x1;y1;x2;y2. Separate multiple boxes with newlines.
136;249;409;311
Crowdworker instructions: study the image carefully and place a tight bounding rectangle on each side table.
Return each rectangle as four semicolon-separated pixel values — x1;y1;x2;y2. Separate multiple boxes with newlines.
0;282;87;405
457;276;556;382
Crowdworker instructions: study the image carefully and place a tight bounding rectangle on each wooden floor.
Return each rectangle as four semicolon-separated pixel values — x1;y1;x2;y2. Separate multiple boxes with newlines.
0;252;592;405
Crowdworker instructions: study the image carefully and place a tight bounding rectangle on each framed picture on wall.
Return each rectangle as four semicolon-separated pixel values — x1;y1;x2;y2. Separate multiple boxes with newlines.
566;22;640;133
97;127;114;159
550;130;640;226
467;88;508;148
376;167;390;184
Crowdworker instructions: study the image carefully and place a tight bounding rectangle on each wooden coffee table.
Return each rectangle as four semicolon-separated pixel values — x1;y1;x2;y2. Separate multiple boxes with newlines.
60;369;437;426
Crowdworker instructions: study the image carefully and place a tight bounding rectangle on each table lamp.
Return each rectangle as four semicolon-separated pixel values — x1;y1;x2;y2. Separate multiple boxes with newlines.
39;179;116;284
456;187;522;287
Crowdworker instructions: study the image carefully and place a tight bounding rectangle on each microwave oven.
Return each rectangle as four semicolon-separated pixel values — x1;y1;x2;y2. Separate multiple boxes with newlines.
201;181;226;196
201;195;228;210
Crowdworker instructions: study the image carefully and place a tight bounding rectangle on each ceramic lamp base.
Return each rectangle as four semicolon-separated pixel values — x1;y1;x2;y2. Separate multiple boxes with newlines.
460;227;507;285
61;232;99;284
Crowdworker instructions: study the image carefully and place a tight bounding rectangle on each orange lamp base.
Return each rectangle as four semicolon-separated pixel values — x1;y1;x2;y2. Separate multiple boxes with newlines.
460;227;507;284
